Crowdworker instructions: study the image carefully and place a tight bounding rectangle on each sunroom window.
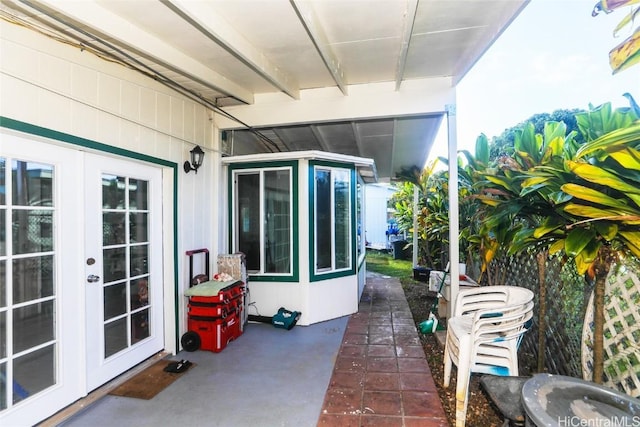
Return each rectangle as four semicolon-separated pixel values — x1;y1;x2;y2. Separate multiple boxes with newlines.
313;165;352;275
233;167;292;276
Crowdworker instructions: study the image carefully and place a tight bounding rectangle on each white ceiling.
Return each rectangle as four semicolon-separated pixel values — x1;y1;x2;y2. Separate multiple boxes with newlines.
0;0;529;180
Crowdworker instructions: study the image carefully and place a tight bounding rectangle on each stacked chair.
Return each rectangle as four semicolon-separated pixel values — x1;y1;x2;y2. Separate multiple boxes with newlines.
443;286;534;427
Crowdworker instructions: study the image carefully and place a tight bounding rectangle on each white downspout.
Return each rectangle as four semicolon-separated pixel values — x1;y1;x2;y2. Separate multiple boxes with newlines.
446;103;459;318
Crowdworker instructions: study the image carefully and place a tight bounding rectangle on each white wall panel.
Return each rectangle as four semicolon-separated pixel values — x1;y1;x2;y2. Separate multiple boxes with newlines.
155;132;173;160
71;64;98;105
121;119;141;149
97;73;121;115
121;80;140;123
139;125;156;152
1;35;39;82
97;110;121;147
38;87;72;132
172;97;186;140
183;102;196;142
156;92;171;135
139;86;156;128
0;75;39;123
39;52;72;96
71;101;98;141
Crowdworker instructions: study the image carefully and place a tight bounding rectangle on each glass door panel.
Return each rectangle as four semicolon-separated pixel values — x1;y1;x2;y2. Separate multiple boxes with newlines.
264;170;291;274
236;173;260;271
100;174;151;358
0;157;57;411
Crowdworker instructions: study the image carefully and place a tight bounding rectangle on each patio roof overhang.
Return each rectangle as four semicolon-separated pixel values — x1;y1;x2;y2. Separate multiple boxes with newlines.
0;0;530;182
0;0;531;312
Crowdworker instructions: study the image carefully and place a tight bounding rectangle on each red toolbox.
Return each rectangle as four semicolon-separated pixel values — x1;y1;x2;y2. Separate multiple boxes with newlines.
188;311;242;353
183;279;245;352
188;292;243;318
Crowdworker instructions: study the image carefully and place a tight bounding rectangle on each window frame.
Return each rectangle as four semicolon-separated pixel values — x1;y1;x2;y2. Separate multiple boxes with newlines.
228;161;298;282
309;160;356;281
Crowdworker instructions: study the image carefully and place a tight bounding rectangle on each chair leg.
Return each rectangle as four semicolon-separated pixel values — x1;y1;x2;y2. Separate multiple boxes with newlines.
454;341;472;427
443;339;452;388
508;344;519;376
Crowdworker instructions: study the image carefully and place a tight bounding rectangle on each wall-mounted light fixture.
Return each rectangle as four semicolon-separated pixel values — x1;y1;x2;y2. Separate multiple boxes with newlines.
184;145;205;174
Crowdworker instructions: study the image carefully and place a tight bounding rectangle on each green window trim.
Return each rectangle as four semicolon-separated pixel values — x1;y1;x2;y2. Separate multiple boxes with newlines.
227;161;299;282
309;160;357;282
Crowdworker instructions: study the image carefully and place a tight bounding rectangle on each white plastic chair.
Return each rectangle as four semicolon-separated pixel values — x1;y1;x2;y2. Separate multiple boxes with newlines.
443;286;534;427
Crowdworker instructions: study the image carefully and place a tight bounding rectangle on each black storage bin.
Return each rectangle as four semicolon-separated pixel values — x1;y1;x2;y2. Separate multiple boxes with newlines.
413;267;431;282
391;240;408;260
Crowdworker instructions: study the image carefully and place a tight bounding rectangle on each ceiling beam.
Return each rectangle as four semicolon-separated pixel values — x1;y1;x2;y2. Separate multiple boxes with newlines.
290;0;348;96
351;122;364;158
270;129;292;152
30;0;254;105
395;0;418;91
390;119;398;179
309;125;331;152
163;0;300;100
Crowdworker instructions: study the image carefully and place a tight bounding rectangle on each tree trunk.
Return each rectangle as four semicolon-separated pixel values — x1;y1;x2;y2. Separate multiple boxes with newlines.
591;248;614;384
536;250;547;373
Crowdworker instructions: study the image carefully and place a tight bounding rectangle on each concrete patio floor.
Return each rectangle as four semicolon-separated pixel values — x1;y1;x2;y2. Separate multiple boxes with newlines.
51;272;447;427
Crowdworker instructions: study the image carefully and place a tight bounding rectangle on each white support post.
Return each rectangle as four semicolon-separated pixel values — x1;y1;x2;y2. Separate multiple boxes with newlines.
446;103;459;318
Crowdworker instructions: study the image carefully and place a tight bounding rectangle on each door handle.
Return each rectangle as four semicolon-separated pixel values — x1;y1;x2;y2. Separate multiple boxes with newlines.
87;274;101;283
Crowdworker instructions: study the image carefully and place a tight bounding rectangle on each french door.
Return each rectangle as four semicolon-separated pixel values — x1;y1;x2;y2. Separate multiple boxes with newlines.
84;153;164;391
0;133;165;425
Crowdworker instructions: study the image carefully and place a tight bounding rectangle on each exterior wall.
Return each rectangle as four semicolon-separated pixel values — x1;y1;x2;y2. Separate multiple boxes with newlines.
365;184;396;248
247;275;359;326
358;260;367;299
0;21;218;353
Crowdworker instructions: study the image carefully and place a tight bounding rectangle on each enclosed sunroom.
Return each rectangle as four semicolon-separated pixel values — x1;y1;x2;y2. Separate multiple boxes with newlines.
223;151;376;325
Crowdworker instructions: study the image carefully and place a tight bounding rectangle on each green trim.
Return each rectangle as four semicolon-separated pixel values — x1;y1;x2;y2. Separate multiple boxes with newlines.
227;160;299;282
0;117;174;167
172;167;179;351
0;116;181;350
309;160;357;282
248;274;298;283
350;167;357;273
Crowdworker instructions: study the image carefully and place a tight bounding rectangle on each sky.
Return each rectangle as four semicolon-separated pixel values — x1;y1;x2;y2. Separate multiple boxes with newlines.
429;0;640;161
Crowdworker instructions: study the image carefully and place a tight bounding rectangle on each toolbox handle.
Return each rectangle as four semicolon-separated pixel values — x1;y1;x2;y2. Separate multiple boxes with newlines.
186;248;210;287
186;248;209;256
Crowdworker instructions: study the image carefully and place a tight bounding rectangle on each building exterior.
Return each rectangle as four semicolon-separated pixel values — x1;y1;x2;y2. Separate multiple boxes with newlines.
0;1;528;424
365;183;398;249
